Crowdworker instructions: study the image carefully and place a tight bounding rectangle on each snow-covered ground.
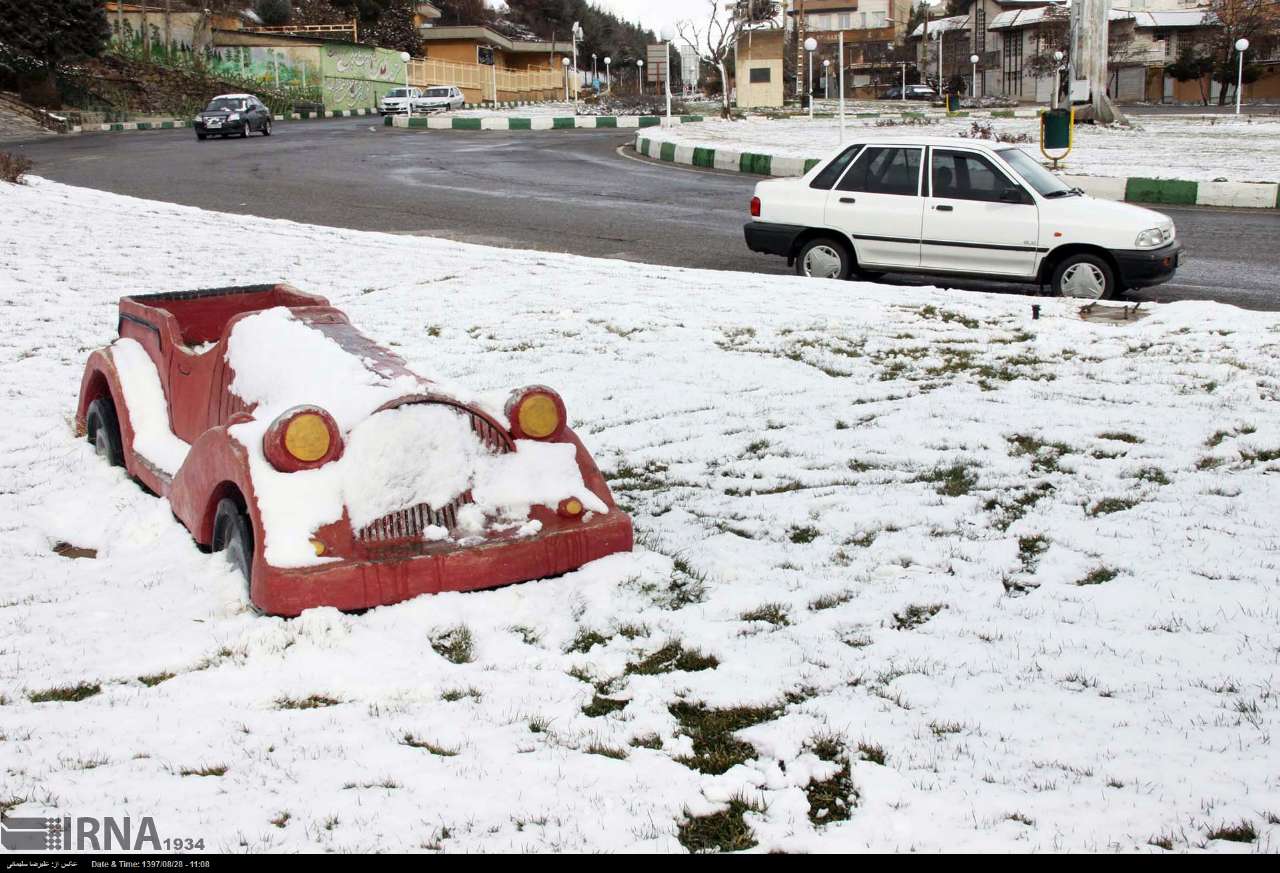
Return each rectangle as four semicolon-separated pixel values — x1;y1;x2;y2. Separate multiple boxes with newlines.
2;178;1280;853
643;114;1280;182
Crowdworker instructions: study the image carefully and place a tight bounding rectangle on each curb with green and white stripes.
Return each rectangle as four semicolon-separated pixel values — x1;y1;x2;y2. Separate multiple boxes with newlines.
67;107;381;133
389;114;704;131
633;134;1280;210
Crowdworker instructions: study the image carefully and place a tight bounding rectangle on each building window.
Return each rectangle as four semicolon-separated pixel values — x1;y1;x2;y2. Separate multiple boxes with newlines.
1003;31;1023;96
749;67;772;84
975;8;985;53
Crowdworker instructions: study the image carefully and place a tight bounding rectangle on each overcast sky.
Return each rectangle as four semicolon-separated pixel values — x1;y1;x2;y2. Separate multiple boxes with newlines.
588;1;697;34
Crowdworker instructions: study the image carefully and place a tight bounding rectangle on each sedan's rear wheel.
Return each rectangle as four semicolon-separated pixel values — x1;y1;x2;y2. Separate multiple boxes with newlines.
212;497;254;588
795;237;852;281
1052;254;1114;300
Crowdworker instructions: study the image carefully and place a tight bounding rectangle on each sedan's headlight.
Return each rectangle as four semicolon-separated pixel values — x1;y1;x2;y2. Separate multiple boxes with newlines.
1134;227;1167;248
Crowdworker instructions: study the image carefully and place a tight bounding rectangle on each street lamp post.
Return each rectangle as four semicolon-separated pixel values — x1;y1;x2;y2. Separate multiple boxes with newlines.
562;56;571;102
661;27;675;120
400;51;412;119
604;56;611;93
822;58;830;100
1235;38;1250;115
571;21;583;112
637;59;644;96
900;61;906;103
1052;50;1064;110
970;53;979;101
804;37;817;119
935;30;942;92
592;52;598;87
838;32;845;143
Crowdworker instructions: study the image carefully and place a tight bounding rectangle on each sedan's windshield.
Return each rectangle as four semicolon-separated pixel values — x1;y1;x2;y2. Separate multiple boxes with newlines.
386;88;409;98
206;98;247;112
998;147;1073;197
426;88;450;97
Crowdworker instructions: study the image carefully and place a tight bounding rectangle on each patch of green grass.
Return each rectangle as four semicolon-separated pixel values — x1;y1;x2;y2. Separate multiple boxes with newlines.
1076;567;1119;586
670;701;781;775
626;641;719;675
270;811;291;829
892;603;944;631
527;716;552;734
1008;434;1073;473
1206;820;1257;843
1148;832;1175;850
431;626;475;664
677;795;764;853
739;602;791;626
566;629;610;653
788;525;820;544
1017;534;1049;574
1205;430;1231;448
584;743;628;760
1196;455;1224;471
509;625;541;646
1133;466;1170;486
856;741;886;765
744;438;770;457
138;672;175;688
617;623;649;640
29;682;101;703
984;482;1055;531
179;764;228;777
929;720;964;737
804;734;856;826
844;530;877;548
441;687;482;702
400;734;459;756
1098;431;1143;444
582;695;628;718
809;590;853;611
1088;497;1139;516
1240;447;1280;463
343;777;402;790
629;733;663;750
917;462;979;497
275;694;341;710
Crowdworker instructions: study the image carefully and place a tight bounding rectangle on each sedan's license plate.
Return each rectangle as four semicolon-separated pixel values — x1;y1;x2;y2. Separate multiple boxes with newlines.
206;119;221;128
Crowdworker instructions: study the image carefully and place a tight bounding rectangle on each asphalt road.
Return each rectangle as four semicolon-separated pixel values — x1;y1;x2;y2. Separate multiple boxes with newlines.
11;117;1280;310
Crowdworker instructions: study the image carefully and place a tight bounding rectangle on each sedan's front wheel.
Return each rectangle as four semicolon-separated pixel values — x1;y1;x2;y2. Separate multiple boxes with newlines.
262;119;272;136
795;237;852;281
1052;254;1115;300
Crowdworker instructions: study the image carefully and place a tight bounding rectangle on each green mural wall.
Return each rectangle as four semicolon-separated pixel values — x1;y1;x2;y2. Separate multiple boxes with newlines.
321;44;408;111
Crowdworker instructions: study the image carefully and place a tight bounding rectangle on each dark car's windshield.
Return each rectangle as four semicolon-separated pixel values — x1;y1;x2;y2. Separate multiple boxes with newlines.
206;98;248;112
998;147;1073;197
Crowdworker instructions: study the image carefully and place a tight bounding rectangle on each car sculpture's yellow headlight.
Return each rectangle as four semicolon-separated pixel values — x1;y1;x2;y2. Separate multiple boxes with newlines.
263;406;343;472
505;387;566;441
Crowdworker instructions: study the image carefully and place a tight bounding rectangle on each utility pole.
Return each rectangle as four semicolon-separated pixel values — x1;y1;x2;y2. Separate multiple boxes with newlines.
164;0;172;59
1069;0;1123;124
140;2;150;57
793;1;805;102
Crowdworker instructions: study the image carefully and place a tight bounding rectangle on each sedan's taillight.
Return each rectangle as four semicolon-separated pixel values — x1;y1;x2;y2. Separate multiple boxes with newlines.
750;196;761;218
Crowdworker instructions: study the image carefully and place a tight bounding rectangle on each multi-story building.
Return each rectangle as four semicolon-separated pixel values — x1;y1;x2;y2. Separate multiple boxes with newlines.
789;0;914;96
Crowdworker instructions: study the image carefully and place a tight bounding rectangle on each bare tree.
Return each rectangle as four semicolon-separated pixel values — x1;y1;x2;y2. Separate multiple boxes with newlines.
678;0;781;117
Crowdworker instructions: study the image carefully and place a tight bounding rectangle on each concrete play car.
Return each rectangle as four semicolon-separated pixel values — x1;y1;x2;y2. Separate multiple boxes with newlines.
76;284;633;616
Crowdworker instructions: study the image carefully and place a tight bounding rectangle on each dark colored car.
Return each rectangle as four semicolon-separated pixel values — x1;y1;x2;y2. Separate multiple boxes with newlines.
881;84;938;101
194;94;273;140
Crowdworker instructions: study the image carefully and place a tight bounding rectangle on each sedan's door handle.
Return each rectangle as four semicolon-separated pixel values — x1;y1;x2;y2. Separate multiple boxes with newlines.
839;197;856;204
934;204;954;212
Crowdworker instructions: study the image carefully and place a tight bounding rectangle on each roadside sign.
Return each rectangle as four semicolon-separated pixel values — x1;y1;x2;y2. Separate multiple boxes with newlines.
645;43;667;84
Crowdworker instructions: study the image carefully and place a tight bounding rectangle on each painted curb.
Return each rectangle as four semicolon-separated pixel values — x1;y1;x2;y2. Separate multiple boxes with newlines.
390;114;704;131
633;133;1280;209
69;108;382;134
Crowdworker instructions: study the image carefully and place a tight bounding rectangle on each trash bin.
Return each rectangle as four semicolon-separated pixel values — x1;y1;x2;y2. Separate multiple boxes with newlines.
1042;107;1072;151
947;93;960;113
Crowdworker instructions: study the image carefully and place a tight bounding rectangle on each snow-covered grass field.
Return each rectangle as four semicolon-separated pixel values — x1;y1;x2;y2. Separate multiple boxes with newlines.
2;178;1280;853
644;114;1280;182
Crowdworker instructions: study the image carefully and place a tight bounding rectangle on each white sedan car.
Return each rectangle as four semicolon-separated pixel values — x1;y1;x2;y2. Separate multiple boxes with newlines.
744;136;1183;299
415;85;465;112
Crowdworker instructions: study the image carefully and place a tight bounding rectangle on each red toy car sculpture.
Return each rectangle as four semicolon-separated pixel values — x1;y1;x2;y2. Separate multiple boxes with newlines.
76;284;633;616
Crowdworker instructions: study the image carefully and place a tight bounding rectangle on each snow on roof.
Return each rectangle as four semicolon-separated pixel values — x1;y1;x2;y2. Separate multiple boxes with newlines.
211;93;253;100
908;15;971;39
1131;10;1217;28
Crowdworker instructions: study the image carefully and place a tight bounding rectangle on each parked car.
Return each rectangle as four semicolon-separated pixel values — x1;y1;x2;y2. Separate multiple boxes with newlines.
76;284;634;616
379;87;423;115
743;137;1183;299
416;85;466;112
194;93;272;140
881;84;938;101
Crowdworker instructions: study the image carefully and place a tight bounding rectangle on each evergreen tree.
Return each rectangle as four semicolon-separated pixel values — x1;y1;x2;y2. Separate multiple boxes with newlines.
254;0;293;27
0;0;110;104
